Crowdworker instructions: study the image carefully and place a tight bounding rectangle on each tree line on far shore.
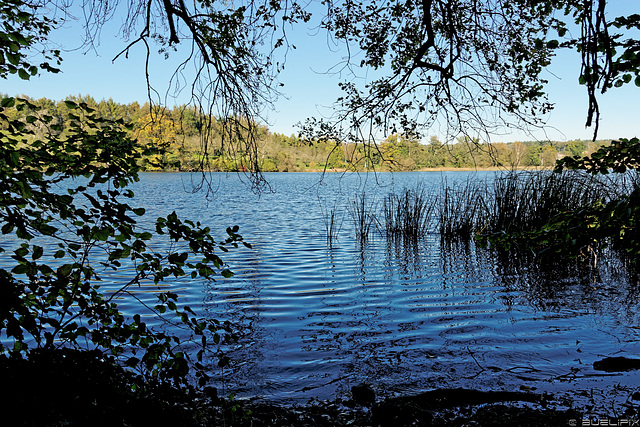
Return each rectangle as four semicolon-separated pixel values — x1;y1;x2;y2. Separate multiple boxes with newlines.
3;94;611;172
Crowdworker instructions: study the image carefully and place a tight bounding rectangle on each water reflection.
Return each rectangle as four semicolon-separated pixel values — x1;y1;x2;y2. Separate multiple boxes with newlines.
207;197;640;407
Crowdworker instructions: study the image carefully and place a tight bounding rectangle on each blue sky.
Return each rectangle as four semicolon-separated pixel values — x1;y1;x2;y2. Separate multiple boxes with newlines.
4;1;638;143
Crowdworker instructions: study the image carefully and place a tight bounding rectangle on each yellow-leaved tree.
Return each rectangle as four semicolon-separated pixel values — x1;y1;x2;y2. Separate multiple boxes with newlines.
136;113;180;170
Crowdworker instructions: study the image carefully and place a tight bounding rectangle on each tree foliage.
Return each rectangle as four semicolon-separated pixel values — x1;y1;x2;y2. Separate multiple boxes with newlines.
2;93;613;172
136;112;180;170
90;0;310;189
299;1;638;148
0;96;250;387
480;139;640;262
0;0;61;79
309;0;560;143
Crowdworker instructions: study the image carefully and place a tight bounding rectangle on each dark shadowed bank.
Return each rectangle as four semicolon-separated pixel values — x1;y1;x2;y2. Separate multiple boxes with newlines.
2;349;592;427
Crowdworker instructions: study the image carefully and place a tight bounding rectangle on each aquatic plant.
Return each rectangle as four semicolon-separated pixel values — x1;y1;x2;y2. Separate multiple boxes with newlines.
321;200;343;247
383;184;435;240
437;178;488;240
485;170;611;235
348;191;378;242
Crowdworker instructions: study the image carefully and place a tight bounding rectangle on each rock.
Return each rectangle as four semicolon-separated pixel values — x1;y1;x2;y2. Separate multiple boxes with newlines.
351;384;376;406
593;356;640;372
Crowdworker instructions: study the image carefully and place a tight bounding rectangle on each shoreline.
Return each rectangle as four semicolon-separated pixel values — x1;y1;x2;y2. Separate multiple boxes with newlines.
145;166;556;173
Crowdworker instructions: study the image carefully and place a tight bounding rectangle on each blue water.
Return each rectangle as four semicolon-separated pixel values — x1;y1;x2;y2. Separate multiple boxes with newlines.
4;171;640;411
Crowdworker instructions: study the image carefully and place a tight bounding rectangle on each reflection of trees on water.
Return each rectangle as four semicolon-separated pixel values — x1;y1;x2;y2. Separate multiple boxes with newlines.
196;217;640;400
200;245;272;394
489;245;640;320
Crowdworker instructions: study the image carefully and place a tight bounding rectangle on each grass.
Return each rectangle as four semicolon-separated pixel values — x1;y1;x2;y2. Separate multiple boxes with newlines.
438;177;488;240
485;170;610;235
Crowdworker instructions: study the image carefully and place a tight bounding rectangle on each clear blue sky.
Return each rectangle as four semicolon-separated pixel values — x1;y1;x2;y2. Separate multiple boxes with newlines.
3;1;638;143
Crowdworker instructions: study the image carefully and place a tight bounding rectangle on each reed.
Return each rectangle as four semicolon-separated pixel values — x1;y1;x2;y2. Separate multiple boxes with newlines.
486;170;611;235
437;178;488;240
348;191;378;242
321;201;343;247
382;184;435;240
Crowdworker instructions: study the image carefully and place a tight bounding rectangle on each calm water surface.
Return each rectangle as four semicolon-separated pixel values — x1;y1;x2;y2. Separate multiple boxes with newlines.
17;172;640;410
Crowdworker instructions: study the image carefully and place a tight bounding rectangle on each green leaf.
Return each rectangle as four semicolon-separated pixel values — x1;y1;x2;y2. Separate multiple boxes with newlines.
94;228;111;241
53;250;65;259
64;100;78;109
32;246;43;260
221;269;234;278
14;247;28;257
138;232;152;240
1;97;15;108
12;264;28;275
18;68;29;80
57;264;73;277
1;223;14;234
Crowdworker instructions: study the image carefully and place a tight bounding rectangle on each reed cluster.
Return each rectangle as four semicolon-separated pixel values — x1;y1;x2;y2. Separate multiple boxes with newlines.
382;184;435;240
337;170;626;243
484;171;611;235
438;178;488;239
348;192;378;242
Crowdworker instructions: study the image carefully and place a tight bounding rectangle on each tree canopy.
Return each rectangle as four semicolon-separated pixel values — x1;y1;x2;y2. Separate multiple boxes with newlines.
303;0;639;147
5;1;638;165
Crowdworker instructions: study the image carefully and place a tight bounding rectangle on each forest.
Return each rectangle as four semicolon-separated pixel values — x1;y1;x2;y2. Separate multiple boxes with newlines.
2;94;612;172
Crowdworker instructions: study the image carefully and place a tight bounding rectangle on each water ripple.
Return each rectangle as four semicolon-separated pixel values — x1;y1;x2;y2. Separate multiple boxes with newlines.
5;172;639;410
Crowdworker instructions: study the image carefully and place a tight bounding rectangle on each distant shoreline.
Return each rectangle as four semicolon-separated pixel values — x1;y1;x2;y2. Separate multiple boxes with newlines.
149;166;556;173
281;166;554;173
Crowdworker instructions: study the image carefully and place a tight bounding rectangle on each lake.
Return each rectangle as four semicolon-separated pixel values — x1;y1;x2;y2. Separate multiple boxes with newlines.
9;171;640;411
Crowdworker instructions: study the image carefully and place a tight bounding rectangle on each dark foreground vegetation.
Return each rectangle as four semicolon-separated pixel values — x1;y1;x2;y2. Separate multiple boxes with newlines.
3;348;587;427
